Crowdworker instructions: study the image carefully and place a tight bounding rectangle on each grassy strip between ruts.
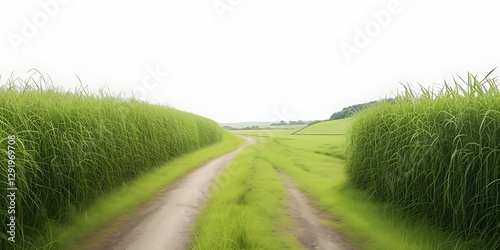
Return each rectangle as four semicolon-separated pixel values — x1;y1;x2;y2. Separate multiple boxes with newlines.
33;132;243;250
237;130;478;250
191;145;303;250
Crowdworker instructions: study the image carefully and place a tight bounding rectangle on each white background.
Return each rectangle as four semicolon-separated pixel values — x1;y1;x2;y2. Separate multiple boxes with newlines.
1;0;499;122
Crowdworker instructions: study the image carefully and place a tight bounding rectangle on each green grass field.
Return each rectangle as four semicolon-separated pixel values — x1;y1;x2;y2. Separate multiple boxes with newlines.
293;118;352;135
192;119;486;249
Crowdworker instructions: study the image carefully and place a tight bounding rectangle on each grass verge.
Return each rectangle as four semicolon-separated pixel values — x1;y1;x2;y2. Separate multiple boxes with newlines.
191;145;302;250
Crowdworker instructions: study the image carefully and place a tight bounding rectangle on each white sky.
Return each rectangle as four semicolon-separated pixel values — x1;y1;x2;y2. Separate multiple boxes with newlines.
1;0;499;123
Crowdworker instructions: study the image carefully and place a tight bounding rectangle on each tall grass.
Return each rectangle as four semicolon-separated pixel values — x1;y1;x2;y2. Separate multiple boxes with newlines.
346;72;500;249
0;73;224;248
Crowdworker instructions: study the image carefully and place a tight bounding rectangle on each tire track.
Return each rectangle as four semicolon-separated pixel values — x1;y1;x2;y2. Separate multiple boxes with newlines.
83;137;255;250
275;168;355;250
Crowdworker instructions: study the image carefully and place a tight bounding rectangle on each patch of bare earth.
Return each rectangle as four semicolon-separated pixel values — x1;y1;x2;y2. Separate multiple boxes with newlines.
275;168;355;250
80;137;254;250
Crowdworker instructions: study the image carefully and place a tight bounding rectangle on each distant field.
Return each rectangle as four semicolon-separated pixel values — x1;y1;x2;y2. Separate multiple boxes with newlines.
270;124;307;129
293;118;352;135
211;129;476;250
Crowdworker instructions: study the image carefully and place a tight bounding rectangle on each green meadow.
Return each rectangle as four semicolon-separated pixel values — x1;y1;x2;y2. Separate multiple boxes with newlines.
192;74;498;249
293;118;352;135
193;119;487;249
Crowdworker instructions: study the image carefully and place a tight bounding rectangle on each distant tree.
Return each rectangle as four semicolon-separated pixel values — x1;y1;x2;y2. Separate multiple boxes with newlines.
235;125;262;130
329;99;394;120
271;120;307;126
271;120;288;126
289;120;300;125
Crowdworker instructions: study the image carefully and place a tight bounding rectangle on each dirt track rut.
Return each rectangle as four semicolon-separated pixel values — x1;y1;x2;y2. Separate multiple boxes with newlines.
277;169;355;250
85;137;255;250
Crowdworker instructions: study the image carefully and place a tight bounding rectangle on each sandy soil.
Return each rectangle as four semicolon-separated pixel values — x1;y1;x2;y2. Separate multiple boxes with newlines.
276;168;355;250
84;137;255;250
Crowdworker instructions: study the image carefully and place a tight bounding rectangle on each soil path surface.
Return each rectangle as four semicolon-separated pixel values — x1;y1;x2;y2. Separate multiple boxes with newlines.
276;168;355;250
85;137;255;250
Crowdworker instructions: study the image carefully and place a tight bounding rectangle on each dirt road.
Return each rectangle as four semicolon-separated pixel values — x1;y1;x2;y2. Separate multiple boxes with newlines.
85;137;255;250
277;169;355;250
